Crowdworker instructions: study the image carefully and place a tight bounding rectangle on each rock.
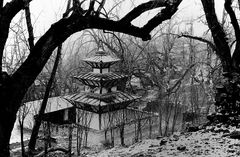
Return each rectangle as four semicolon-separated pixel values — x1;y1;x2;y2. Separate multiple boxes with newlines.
160;139;167;146
156;147;162;152
177;145;186;151
228;149;235;153
194;145;202;148
132;153;145;157
214;128;230;134
156;136;163;140
149;144;159;148
206;126;215;132
229;131;240;139
172;134;179;141
233;143;240;147
187;126;200;132
222;129;230;134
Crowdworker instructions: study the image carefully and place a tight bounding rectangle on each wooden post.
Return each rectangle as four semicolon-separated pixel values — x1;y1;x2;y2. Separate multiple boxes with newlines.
149;116;152;139
120;109;125;146
134;111;138;143
110;128;114;147
68;124;73;157
43;122;47;157
137;113;142;141
120;125;124;146
99;113;102;130
47;121;51;148
104;130;107;141
76;110;80;156
77;125;80;156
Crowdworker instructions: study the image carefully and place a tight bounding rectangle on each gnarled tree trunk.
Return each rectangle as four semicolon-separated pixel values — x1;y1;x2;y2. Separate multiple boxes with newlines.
201;0;240;122
0;1;182;156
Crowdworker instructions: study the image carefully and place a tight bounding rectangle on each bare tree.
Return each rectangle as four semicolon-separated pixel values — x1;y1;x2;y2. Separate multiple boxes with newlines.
18;103;30;157
28;45;62;154
0;0;182;156
178;0;240;121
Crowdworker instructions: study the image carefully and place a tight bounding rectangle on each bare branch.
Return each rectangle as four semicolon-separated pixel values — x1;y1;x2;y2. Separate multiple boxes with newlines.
201;0;232;72
177;33;216;51
24;1;34;51
142;0;182;33
11;6;158;88
96;0;106;17
72;0;86;15
224;0;240;41
2;0;31;18
63;0;72;17
166;64;196;95
86;0;95;16
0;0;32;74
239;0;240;10
0;0;3;12
120;0;166;24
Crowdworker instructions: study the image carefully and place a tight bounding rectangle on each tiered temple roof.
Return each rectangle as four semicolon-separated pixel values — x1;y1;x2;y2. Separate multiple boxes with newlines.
83;49;120;68
64;91;137;114
64;48;138;114
74;72;129;88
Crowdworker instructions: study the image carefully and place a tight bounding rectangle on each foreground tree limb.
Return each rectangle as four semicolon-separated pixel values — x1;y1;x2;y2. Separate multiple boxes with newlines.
24;1;34;51
201;0;232;73
224;0;240;70
224;0;240;41
0;0;32;74
177;33;216;51
28;45;62;154
0;1;182;156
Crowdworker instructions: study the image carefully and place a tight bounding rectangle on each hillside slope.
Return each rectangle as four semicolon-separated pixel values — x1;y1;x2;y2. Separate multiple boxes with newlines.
88;125;240;157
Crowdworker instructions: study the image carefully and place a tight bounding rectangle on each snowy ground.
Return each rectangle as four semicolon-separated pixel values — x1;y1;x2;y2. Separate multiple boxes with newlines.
86;125;240;157
11;124;240;157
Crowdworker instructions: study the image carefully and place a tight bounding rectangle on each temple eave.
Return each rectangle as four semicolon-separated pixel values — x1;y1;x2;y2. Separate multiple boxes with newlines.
72;101;136;114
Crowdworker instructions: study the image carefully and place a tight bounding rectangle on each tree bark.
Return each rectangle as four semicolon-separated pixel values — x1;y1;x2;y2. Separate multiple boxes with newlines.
200;0;240;121
201;0;232;73
24;2;34;51
19;119;26;157
28;45;62;153
0;80;26;157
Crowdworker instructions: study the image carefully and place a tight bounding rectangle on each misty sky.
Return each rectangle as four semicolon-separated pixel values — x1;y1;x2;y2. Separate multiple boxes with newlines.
26;0;225;37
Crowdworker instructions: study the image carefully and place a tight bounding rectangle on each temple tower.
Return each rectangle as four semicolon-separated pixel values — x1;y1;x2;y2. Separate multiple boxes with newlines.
64;49;138;130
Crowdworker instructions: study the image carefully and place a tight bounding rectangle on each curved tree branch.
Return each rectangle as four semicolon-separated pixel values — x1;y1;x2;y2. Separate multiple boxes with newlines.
0;0;3;12
24;1;34;51
96;0;106;17
201;0;232;73
0;0;32;76
225;0;240;70
11;12;154;90
142;0;182;33
86;0;95;16
224;0;240;41
120;0;167;24
0;1;184;155
178;33;216;51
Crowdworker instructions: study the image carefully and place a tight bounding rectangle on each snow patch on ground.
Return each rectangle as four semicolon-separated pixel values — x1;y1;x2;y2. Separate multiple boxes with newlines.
88;128;240;157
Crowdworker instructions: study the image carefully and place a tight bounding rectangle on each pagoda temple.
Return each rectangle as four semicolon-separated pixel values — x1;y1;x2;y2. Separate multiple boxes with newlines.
64;49;139;130
39;48;156;149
